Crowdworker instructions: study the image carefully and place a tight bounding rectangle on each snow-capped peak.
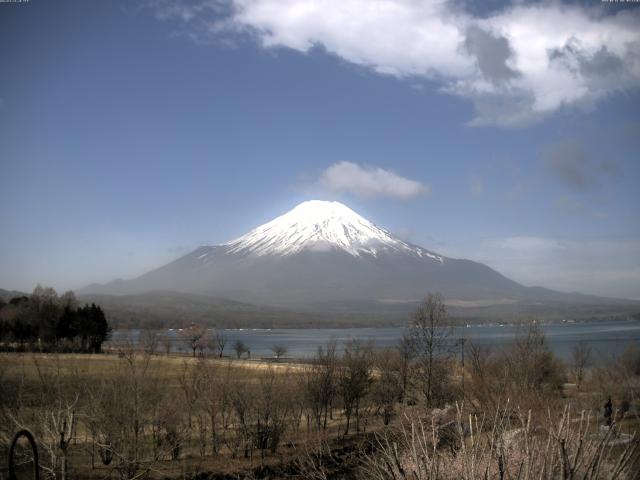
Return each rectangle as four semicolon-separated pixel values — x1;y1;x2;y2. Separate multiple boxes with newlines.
222;200;443;261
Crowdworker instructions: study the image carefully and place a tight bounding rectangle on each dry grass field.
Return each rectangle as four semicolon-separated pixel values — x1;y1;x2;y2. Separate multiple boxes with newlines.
2;321;640;480
1;352;306;385
0;350;377;479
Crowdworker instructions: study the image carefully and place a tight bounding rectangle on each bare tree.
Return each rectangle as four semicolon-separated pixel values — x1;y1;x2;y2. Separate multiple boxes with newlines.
30;285;61;344
397;334;414;404
510;323;565;394
46;403;77;480
372;349;402;425
466;341;498;412
87;348;179;480
177;360;204;434
141;329;159;355
160;332;172;356
272;344;288;360
197;334;209;357
227;380;255;459
8;358;79;480
215;330;227;358
302;340;338;431
339;338;373;435
572;340;592;389
180;324;207;358
233;339;249;359
198;359;227;455
407;293;452;407
254;366;293;457
59;290;78;310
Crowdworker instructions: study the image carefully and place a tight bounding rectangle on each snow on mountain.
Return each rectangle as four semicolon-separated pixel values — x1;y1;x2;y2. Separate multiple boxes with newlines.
222;200;443;261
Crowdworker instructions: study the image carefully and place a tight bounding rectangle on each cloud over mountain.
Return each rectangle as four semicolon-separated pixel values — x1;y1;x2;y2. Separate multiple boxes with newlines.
320;162;429;199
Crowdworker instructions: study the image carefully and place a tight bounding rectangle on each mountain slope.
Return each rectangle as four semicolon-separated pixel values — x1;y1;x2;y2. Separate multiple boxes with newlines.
81;200;632;309
0;288;28;302
77;290;374;329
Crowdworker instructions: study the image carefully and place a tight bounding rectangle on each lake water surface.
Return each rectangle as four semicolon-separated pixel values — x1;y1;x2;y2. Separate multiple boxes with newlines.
109;318;640;362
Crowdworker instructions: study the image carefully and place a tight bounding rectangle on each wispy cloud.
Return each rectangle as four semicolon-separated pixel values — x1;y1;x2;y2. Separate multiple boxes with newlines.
149;0;640;127
319;161;430;199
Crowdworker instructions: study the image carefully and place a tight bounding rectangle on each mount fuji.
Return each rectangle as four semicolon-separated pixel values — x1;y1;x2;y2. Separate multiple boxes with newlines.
81;200;625;314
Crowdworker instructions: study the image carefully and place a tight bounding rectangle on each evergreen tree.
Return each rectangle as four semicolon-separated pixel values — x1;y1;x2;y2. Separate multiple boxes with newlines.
56;306;78;341
0;288;110;353
88;303;109;352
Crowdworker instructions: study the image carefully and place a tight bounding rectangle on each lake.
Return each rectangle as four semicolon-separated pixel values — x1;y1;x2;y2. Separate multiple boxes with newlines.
108;318;640;362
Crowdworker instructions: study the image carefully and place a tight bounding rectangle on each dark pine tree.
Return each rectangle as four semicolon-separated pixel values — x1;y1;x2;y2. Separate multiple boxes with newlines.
56;306;78;347
88;304;110;353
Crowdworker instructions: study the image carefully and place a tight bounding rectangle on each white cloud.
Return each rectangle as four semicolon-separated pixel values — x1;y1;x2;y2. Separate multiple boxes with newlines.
153;0;640;126
442;236;640;300
233;0;471;77
320;161;430;199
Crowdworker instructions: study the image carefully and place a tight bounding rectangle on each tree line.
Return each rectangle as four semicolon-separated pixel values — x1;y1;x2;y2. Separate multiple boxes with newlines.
0;285;110;353
136;324;292;360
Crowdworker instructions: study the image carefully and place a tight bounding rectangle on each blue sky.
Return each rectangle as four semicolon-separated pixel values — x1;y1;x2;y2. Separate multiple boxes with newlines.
1;0;639;299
